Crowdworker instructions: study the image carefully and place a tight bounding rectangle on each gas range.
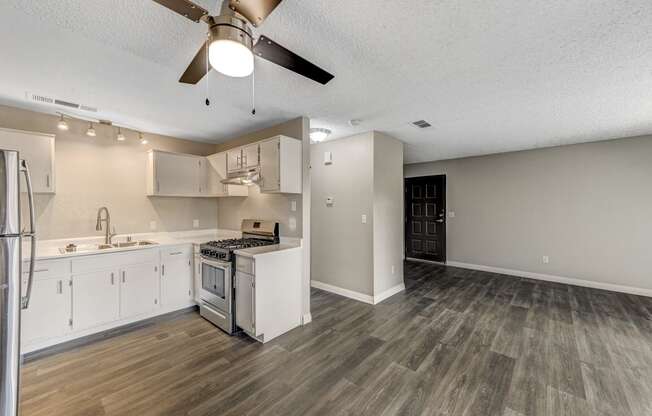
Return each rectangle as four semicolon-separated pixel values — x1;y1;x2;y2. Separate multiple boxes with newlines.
197;219;279;335
200;238;276;261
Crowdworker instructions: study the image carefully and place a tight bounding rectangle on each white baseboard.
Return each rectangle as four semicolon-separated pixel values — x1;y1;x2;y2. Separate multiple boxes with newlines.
447;261;652;298
311;281;406;305
311;280;375;304
374;283;406;303
301;313;312;325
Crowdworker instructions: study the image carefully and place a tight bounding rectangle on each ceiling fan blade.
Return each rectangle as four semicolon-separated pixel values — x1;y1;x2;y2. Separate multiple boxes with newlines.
254;36;334;85
179;42;209;84
152;0;209;23
228;0;282;27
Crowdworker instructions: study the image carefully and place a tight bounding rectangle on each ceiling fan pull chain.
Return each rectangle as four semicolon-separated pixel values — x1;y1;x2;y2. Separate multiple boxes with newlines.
251;62;256;116
205;38;211;106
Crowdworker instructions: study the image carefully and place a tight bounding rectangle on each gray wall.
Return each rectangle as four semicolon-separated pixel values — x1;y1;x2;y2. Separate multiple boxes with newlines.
311;132;375;295
405;135;652;291
215;118;309;239
373;133;405;295
311;132;404;297
0;104;218;240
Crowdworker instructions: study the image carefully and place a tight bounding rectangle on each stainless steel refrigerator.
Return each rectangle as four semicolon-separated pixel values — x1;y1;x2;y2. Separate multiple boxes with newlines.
1;149;36;415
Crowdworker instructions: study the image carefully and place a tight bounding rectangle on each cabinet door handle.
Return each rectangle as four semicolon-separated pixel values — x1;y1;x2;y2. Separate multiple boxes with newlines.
46;174;50;188
110;273;115;285
170;252;183;256
57;280;63;294
122;271;126;283
162;265;165;276
157;180;160;193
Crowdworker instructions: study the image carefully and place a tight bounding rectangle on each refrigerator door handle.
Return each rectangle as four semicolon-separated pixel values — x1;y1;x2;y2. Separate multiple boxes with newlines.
20;159;36;310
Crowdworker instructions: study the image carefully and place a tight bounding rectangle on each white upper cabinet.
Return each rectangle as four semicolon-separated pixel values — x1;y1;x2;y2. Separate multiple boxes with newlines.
242;143;260;170
227;148;242;173
259;136;302;194
148;150;200;197
206;153;248;197
207;135;302;196
0;127;55;193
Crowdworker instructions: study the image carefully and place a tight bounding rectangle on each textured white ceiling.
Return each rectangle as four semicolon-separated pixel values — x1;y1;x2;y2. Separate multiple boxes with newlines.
2;0;652;163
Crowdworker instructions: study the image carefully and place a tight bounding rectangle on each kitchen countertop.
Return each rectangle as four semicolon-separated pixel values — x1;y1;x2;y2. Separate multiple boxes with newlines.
22;229;242;261
234;243;301;258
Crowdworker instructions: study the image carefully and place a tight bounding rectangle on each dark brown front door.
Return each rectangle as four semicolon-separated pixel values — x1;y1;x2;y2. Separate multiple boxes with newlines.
405;175;446;262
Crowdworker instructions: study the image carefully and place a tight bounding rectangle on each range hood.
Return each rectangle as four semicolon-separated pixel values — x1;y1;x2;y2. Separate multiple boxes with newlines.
221;168;261;186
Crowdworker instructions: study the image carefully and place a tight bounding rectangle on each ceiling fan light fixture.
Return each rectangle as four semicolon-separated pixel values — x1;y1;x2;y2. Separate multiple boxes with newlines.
310;128;331;142
208;17;254;78
209;39;254;77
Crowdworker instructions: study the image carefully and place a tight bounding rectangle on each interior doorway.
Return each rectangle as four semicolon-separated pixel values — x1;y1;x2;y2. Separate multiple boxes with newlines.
404;175;446;263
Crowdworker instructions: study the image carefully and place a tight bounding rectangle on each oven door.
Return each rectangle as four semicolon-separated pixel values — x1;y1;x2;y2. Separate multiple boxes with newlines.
199;257;232;313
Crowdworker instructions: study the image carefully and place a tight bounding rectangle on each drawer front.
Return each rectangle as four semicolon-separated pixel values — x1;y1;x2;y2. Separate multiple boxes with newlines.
72;248;159;274
161;244;192;260
22;258;70;280
236;255;254;275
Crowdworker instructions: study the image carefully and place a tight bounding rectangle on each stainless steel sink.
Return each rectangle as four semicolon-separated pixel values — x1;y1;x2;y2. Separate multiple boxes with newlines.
59;240;158;254
113;240;157;248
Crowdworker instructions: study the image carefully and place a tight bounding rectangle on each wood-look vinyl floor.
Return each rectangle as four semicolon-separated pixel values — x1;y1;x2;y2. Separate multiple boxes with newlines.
20;261;652;416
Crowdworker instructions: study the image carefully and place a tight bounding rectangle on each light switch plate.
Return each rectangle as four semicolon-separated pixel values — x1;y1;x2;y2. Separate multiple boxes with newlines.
326;197;334;206
193;219;199;228
289;217;297;230
324;151;333;165
361;214;367;224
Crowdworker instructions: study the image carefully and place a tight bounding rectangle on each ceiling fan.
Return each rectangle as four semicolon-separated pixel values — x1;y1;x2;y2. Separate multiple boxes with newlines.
152;0;334;85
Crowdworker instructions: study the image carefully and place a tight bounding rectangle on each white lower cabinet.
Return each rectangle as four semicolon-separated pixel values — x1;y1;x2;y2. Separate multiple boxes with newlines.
120;263;159;319
235;271;255;335
22;245;197;353
21;278;71;343
72;270;120;332
161;257;193;307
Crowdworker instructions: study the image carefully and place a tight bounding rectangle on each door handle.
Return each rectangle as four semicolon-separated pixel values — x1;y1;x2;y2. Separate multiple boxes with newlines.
20;159;36;310
435;219;445;223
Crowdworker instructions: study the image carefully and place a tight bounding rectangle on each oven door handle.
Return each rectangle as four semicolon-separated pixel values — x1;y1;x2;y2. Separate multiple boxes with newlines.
200;257;232;270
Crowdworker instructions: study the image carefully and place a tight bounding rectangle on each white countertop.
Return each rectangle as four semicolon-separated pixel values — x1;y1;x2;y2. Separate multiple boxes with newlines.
23;229;242;261
234;243;301;258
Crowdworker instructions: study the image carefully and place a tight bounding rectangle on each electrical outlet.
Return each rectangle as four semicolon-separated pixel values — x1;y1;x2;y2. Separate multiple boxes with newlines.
449;211;456;218
149;221;157;231
193;219;199;229
361;214;367;224
290;200;297;212
289;217;297;230
542;255;550;264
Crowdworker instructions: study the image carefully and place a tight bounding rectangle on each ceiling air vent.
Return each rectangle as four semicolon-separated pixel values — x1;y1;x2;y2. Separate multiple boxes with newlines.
25;91;98;113
412;120;432;129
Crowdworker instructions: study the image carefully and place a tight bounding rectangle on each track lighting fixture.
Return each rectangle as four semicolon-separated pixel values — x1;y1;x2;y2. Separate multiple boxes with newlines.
116;127;126;142
86;123;96;137
139;132;148;145
57;114;69;131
